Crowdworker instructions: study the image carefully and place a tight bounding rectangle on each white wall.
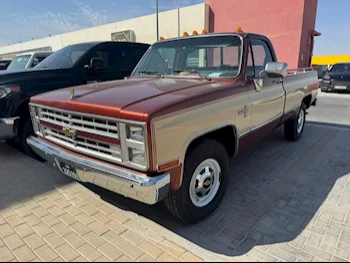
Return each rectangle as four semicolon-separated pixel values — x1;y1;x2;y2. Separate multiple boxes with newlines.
0;4;209;57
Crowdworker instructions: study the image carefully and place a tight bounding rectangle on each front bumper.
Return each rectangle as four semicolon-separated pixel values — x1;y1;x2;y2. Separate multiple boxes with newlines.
27;136;170;205
321;82;350;92
0;117;20;140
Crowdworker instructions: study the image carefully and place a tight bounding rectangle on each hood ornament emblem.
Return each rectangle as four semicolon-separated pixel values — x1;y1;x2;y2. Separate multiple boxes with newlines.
70;88;80;100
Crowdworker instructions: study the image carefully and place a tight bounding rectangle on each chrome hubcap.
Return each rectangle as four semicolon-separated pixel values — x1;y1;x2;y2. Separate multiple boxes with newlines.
189;159;221;208
297;109;305;134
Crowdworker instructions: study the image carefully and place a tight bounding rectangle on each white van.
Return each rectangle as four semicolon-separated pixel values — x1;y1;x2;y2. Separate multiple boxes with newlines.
7;51;53;71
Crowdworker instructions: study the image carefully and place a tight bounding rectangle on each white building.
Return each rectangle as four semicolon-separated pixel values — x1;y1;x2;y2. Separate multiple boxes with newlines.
0;4;209;58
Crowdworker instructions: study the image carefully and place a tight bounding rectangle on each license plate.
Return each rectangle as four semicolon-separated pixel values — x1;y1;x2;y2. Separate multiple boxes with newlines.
335;86;347;90
56;160;80;181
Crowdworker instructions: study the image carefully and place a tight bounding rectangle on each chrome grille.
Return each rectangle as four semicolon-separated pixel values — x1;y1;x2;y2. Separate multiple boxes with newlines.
39;107;119;139
29;104;148;170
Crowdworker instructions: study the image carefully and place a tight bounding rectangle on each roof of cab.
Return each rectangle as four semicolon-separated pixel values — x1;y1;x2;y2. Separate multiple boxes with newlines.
15;51;53;57
154;32;269;44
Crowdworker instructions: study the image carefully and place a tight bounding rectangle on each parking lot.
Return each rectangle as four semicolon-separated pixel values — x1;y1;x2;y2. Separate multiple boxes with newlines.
1;91;350;262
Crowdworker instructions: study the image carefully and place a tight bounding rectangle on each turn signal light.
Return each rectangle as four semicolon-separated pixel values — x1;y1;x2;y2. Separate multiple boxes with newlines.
183;32;189;36
192;30;198;35
159;36;165;40
202;29;208;35
158;159;180;171
236;27;243;33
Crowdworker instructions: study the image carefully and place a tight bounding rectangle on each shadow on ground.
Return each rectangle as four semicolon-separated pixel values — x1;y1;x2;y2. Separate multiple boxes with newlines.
88;122;350;257
0;142;73;212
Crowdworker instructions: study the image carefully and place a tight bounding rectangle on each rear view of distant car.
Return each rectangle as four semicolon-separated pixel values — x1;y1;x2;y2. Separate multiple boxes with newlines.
6;51;53;71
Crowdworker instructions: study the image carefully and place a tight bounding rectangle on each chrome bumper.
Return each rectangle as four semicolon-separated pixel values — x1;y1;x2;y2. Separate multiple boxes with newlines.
0;117;20;140
27;136;170;205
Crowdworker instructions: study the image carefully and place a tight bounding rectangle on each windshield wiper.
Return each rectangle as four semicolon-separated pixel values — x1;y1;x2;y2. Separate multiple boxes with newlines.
139;70;159;75
173;69;200;75
173;69;212;81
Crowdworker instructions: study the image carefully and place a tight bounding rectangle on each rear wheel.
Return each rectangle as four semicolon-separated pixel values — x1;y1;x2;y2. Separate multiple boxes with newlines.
164;139;229;224
284;103;306;141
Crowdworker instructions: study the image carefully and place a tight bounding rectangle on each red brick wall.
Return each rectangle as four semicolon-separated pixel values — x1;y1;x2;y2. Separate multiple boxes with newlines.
205;0;318;69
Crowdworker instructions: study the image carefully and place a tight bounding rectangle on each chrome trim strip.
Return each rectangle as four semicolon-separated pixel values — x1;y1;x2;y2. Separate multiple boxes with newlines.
27;136;170;205
239;130;251;138
119;123;129;163
251;114;283;132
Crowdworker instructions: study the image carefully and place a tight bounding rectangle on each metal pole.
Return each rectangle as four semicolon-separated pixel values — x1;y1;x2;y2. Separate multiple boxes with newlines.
156;0;159;41
20;32;22;54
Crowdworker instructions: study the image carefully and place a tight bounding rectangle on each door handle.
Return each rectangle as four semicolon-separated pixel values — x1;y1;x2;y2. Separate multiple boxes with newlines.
273;79;282;84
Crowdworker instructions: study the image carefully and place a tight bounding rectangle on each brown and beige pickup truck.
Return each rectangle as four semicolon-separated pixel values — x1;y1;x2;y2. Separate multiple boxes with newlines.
27;32;319;224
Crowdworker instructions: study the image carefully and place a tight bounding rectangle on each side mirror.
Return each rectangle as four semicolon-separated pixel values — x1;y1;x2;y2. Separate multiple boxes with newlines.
263;62;289;78
86;57;106;73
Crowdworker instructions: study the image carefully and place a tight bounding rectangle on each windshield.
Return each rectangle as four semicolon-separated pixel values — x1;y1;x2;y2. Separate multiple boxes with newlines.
132;35;243;79
330;64;350;73
7;55;31;70
35;43;95;69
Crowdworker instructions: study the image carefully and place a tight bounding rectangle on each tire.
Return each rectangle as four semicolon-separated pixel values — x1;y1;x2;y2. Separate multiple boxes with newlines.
164;139;229;224
284;103;306;141
19;117;44;161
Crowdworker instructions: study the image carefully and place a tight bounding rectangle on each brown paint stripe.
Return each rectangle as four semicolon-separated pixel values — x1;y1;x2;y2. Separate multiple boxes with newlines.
40;120;62;131
77;131;121;146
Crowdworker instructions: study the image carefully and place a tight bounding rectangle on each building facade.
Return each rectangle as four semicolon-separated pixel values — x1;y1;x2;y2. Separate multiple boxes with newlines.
0;0;319;69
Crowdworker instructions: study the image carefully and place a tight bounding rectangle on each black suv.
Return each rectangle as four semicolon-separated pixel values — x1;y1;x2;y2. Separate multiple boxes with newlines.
0;59;12;70
0;41;149;155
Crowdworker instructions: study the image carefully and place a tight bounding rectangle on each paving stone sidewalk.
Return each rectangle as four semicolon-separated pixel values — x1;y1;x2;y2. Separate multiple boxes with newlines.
1;122;350;262
0;143;204;262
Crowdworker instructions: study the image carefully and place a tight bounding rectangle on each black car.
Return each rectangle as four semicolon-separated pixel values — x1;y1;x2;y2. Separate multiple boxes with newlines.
0;59;12;70
321;63;350;92
0;41;149;155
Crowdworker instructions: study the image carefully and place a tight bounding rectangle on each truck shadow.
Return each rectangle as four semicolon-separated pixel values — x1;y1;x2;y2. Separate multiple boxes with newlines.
0;142;73;213
89;122;350;258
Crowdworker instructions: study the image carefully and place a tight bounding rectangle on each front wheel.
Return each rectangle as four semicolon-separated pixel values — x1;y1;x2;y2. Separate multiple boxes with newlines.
19;118;44;161
284;103;306;141
164;139;229;224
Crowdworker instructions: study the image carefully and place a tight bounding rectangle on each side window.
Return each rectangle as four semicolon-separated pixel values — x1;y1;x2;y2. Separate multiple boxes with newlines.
251;39;274;77
246;44;255;78
36;56;48;63
87;44;136;73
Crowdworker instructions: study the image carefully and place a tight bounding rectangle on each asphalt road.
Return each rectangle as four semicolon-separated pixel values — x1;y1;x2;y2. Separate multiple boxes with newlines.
307;90;350;126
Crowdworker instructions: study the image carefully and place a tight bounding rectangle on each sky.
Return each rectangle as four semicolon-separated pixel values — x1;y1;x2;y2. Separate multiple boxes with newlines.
0;0;347;56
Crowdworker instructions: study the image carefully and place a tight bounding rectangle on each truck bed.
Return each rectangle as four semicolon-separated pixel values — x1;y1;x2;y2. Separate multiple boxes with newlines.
282;68;319;113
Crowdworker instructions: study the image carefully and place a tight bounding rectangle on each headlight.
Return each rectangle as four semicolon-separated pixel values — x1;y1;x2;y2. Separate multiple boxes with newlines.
130;148;146;165
0;85;20;99
124;124;147;168
128;125;145;142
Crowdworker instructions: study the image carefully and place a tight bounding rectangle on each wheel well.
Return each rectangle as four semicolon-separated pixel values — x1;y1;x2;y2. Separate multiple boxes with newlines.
186;126;237;159
303;95;312;109
14;101;30;129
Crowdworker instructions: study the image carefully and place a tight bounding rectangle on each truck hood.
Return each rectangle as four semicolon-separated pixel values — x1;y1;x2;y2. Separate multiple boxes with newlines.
31;77;236;121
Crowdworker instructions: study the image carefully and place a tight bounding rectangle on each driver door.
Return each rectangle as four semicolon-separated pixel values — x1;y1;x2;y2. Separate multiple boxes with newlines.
247;38;285;138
